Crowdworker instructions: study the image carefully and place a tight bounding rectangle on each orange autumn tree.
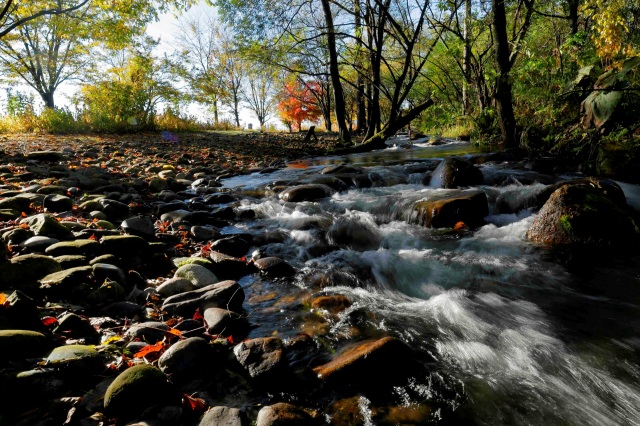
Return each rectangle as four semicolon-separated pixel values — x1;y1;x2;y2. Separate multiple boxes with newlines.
277;80;322;132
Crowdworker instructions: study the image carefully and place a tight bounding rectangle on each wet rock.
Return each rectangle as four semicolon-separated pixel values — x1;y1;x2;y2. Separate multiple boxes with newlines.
253;257;296;278
44;239;101;257
301;175;349;191
321;165;363;175
104;364;178;422
0;329;50;361
279;184;336;202
210;234;253;258
121;216;155;238
162;280;245;317
54;312;100;342
174;263;219;288
158;336;219;381
204;193;237;204
45;344;104;371
19;235;59;253
23;213;73;239
126;321;171;343
312;337;419;388
204;307;249;336
233;337;286;380
311;294;352;314
99;234;148;256
209;251;258;280
526;181;640;247
0;253;61;288
43;194;73;213
256;402;317;426
156;277;196;297
413;190;489;228
429;157;483;188
326;217;382;251
199;406;248;426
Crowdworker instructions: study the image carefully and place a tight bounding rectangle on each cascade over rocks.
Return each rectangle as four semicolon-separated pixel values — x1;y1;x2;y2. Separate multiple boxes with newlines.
429;157;484;188
413;190;489;228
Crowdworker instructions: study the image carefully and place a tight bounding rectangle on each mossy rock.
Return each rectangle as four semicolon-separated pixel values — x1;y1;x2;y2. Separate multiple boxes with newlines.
104;364;178;421
46;344;104;371
45;239;101;257
0;209;20;221
23;213;73;239
0;330;50;361
0;254;61;288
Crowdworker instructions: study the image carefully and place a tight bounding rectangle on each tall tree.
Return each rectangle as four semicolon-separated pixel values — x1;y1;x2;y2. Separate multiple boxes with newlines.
243;63;276;129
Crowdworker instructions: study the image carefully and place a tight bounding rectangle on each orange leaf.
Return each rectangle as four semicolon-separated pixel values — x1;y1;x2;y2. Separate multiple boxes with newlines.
167;328;182;337
454;221;468;231
226;335;235;344
21;212;27;217
0;293;7;308
133;341;164;358
88;234;97;241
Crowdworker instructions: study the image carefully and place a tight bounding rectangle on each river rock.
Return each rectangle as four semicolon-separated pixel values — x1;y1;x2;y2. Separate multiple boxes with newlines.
190;225;220;241
413;190;489;228
279;184;336;202
233;337;286;380
208;251;258;280
45;344;103;371
0;290;44;331
2;227;33;245
526;181;640;247
312;336;418;387
121;216;156;238
253;256;296;278
321;165;363;175
158;336;219;381
0;253;61;288
104;364;178;422
311;294;352;314
93;263;126;285
99;234;148;256
256;402;316;426
162;280;245;317
204;307;249;337
54;255;87;269
54;312;100;342
44;239;101;257
174;263;219;288
101;301;144;319
39;265;92;289
326;217;382;251
19;235;59;253
210;234;253;257
23;213;73;239
199;406;248;426
156;277;196;297
27;151;65;162
429;157;483;188
126;321;171;343
42;194;73;213
0;330;50;361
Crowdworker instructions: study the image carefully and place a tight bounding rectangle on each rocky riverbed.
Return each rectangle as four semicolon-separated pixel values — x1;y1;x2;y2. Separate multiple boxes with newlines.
1;131;639;426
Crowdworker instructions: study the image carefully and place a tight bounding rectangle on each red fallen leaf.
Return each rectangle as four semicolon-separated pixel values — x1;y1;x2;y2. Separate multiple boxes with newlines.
182;394;207;412
226;335;235;344
133;341;164;358
193;308;203;320
88;234;97;241
19;223;29;229
165;318;179;327
21;212;27;217
240;256;247;262
42;316;58;327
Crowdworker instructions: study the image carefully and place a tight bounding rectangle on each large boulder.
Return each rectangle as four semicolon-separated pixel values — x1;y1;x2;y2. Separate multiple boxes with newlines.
233;337;286;381
199;406;248;426
158;337;220;381
23;213;73;239
0;329;50;361
526;180;640;247
413;190;489;228
256;403;317;426
174;263;219;289
429;157;483;188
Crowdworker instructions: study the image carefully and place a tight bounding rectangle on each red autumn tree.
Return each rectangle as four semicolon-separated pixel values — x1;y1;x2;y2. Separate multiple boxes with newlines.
277;80;322;132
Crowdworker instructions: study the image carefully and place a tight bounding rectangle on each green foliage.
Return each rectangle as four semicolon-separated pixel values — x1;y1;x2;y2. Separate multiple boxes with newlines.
5;90;34;117
38;108;83;133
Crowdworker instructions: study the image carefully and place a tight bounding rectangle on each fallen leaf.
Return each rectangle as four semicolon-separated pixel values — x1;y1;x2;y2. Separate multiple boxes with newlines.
133;341;164;358
182;394;207;412
193;308;203;320
167;328;182;337
42;316;58;327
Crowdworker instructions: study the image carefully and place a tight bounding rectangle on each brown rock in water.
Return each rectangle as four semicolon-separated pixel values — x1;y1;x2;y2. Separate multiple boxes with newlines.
429;157;483;188
413;190;488;228
233;336;286;380
310;294;352;314
312;337;419;388
253;256;296;278
526;181;640;247
279;184;336;202
256;402;318;426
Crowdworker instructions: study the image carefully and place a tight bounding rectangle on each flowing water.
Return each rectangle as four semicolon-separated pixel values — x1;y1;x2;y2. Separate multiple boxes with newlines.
220;141;640;425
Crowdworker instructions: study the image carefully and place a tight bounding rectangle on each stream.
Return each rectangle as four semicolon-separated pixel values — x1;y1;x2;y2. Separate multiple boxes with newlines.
219;139;640;425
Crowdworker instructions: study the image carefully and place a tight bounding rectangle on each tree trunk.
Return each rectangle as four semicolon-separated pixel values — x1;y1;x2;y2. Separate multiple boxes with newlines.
462;0;472;116
354;0;367;132
41;91;55;109
213;100;219;124
567;0;579;35
320;0;350;143
492;0;517;148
